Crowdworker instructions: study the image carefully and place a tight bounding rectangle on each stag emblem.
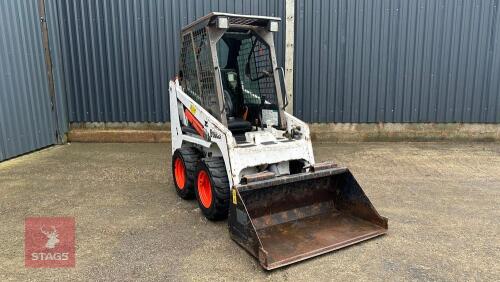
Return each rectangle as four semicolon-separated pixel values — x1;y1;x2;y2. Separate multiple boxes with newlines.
40;225;60;249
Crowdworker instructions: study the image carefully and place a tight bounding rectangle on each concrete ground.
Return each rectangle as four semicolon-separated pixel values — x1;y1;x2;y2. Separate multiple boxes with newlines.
0;142;499;281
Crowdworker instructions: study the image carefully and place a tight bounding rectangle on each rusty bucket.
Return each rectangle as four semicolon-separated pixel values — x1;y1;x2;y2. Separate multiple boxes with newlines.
228;167;388;270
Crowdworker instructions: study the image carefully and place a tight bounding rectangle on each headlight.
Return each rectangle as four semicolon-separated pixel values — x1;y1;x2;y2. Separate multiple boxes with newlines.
268;21;279;32
217;17;229;29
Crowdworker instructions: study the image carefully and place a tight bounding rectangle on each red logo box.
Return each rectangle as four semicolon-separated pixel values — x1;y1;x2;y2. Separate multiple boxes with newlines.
25;217;75;268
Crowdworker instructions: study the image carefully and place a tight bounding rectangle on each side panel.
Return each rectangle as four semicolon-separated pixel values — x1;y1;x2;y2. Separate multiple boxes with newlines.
0;0;57;161
170;83;236;187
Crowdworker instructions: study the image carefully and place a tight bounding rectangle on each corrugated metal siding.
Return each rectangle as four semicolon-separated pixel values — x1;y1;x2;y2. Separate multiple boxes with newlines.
0;0;56;161
54;0;285;122
294;0;500;123
45;0;69;135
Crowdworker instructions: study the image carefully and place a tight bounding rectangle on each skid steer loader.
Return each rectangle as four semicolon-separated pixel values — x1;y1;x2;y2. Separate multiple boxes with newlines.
169;13;388;270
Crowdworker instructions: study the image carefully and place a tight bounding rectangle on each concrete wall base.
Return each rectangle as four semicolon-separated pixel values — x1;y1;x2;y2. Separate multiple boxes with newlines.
309;123;500;142
67;123;500;143
68;129;170;143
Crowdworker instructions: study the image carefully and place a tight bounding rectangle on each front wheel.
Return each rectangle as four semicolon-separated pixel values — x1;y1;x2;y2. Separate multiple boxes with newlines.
195;158;230;220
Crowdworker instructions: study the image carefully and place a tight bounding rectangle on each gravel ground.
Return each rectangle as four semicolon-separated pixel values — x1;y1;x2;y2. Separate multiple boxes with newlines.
0;142;499;281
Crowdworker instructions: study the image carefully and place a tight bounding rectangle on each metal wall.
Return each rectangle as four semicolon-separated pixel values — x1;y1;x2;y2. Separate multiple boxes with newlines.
0;0;57;161
45;0;70;135
294;0;500;123
54;0;285;122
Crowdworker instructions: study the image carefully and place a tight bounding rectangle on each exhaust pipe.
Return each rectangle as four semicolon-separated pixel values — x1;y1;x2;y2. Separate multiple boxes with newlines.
228;167;388;270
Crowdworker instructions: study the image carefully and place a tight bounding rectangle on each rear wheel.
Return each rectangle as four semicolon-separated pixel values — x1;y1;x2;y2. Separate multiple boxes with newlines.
172;147;200;199
195;158;230;220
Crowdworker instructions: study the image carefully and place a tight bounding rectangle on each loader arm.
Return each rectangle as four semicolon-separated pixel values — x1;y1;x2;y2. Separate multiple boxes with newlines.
170;80;236;187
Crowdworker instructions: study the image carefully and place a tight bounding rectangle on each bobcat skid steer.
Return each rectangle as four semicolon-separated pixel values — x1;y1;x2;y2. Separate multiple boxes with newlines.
169;13;388;270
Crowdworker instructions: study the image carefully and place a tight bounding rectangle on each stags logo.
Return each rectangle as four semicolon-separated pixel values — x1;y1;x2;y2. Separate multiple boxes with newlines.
41;226;60;249
25;217;75;268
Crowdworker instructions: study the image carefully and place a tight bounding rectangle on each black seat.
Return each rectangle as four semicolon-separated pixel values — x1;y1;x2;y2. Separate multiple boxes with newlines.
224;90;252;133
228;117;252;133
221;69;252;134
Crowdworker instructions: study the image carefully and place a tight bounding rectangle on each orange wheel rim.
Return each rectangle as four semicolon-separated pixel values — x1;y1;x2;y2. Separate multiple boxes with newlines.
197;170;212;208
174;158;186;189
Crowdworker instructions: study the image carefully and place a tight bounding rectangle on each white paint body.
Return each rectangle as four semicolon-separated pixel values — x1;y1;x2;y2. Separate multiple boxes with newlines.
169;80;315;187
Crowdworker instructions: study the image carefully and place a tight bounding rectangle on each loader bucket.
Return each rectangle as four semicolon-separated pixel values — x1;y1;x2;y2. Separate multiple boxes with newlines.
228;167;388;270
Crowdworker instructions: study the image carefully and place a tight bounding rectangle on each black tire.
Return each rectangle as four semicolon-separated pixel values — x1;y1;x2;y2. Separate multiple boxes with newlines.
172;147;200;199
195;158;230;220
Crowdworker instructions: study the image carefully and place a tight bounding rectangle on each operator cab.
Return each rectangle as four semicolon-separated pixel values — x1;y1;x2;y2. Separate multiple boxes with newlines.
178;13;287;138
217;30;282;135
